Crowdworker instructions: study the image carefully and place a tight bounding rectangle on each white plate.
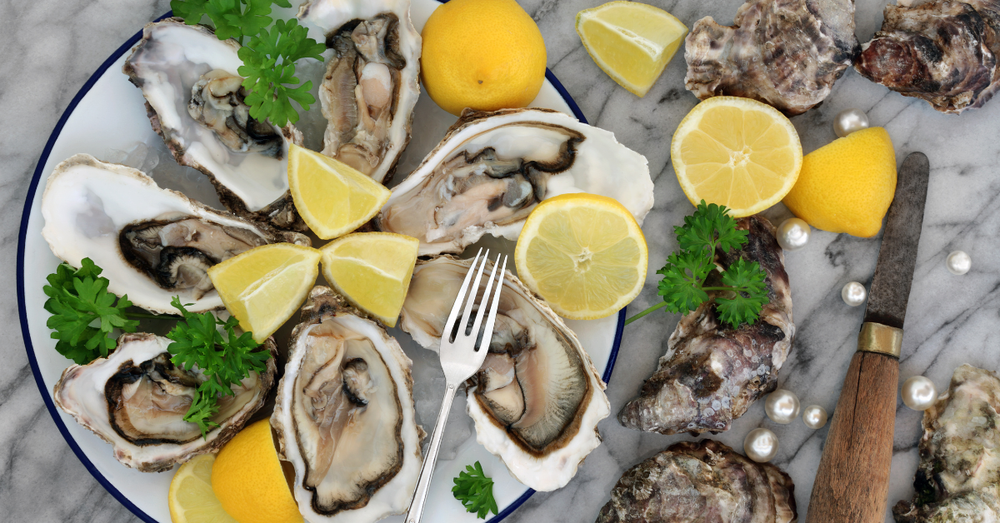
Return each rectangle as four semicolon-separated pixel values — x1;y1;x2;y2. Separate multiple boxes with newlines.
17;2;625;522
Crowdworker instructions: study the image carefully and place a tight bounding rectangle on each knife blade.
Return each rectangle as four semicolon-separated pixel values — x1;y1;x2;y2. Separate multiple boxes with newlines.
806;152;930;523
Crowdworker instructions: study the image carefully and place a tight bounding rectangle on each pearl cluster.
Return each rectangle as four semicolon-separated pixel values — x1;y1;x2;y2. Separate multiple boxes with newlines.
743;389;829;463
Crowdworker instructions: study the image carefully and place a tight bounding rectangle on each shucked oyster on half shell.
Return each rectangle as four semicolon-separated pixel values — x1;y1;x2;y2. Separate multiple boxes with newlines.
53;332;277;473
399;256;611;492
377;108;654;256
123;19;306;231
298;0;421;183
271;286;423;522
40;154;309;315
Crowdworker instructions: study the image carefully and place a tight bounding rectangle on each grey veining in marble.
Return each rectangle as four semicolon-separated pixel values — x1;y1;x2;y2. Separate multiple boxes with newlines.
5;0;1000;522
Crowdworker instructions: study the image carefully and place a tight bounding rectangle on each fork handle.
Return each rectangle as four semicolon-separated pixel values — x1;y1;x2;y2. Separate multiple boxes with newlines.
406;382;458;523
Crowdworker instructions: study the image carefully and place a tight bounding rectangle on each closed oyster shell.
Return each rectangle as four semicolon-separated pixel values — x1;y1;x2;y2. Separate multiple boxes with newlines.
52;332;277;473
40;154;309;315
894;364;1000;521
399;256;610;491
271;286;423;522
596;439;797;523
377;108;653;256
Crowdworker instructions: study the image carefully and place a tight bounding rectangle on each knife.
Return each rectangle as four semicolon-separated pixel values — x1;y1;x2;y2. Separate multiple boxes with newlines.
806;152;930;523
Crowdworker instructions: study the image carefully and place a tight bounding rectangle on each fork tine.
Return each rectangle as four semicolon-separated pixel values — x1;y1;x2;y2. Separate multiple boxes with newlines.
469;253;503;350
476;255;508;353
458;249;490;338
443;248;482;343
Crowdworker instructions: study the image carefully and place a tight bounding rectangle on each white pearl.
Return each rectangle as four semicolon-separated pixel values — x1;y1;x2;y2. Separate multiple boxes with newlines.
765;389;800;424
744;428;779;463
802;405;828;429
901;376;938;411
776;218;811;251
833;108;870;137
842;281;867;307
946;250;971;275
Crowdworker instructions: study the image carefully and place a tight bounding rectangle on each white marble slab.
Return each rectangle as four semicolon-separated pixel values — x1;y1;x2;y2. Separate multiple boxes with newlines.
4;0;999;522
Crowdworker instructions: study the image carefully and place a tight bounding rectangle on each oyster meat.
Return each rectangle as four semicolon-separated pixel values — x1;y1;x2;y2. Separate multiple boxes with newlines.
298;0;421;183
856;0;1000;114
378;108;653;255
399;256;610;491
596;440;797;523
619;216;794;434
894;364;1000;521
41;154;309;314
123;19;305;230
684;0;859;115
53;332;277;472
271;287;423;522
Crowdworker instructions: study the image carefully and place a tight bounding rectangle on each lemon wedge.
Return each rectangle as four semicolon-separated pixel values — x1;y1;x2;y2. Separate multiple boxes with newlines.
515;193;648;320
207;243;322;342
320;233;419;327
576;1;688;97
168;454;239;523
288;144;391;240
671;96;803;217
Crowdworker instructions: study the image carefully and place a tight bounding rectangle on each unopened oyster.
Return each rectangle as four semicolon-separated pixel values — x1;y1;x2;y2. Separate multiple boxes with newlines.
124;19;305;230
271;287;422;522
596;440;797;523
53;332;277;472
299;0;421;183
377;108;653;255
399;256;610;491
894;364;1000;521
40;154;309;314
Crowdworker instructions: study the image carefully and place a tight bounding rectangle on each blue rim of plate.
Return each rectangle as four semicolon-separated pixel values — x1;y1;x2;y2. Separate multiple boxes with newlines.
17;10;626;523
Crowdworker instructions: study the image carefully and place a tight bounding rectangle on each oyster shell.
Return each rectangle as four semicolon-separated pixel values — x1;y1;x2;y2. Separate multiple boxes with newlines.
298;0;421;183
52;332;277;473
40;154;309;314
894;364;1000;521
618;215;794;434
596;440;797;523
377;108;653;256
399;256;610;491
271;286;422;522
123;19;305;230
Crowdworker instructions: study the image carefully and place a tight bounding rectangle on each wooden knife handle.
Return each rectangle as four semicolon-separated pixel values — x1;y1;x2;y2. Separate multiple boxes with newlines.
807;350;898;523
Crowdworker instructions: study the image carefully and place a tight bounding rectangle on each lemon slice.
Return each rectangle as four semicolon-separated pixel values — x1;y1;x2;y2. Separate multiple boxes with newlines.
207;243;322;342
671;96;803;217
320;233;419;327
168;454;239;523
288;144;391;239
515;193;648;320
575;1;688;97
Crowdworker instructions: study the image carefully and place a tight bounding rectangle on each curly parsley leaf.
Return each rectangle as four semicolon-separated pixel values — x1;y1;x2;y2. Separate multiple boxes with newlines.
626;200;769;328
239;18;326;126
453;461;499;519
43;258;140;364
171;0;292;43
716;258;770;329
166;297;269;438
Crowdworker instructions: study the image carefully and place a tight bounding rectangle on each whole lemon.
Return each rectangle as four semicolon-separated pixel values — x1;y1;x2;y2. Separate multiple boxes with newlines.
421;0;547;115
782;127;896;238
212;419;303;523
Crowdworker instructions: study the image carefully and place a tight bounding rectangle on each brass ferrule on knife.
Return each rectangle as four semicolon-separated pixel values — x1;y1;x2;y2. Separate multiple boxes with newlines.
857;322;903;358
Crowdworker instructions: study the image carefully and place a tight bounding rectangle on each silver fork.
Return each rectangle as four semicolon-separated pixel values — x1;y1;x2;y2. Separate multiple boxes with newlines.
405;248;507;523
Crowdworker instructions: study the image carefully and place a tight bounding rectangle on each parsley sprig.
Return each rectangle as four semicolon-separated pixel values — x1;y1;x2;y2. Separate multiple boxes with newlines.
625;201;769;329
166;297;270;437
171;0;326;126
453;461;499;519
43;258;142;364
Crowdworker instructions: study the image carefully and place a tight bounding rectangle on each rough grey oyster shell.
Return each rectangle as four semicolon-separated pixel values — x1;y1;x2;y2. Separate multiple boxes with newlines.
596;439;797;523
618;216;794;434
894;364;1000;521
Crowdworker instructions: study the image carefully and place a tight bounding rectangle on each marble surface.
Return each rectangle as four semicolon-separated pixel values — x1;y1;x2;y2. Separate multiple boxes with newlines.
5;0;1000;521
